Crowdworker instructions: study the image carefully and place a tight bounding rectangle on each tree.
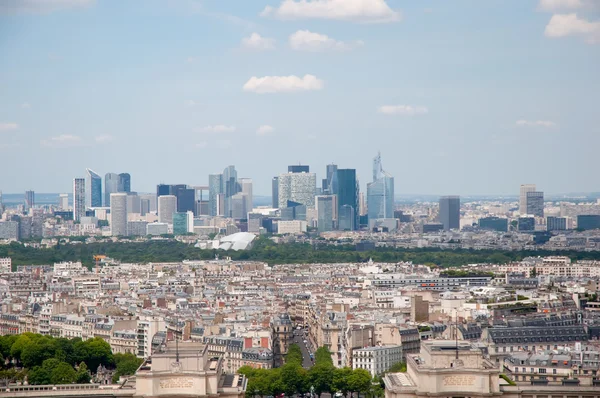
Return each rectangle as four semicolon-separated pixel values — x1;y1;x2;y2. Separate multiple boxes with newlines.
286;344;303;366
280;362;305;396
76;362;91;384
9;334;33;362
74;337;113;371
50;362;77;385
309;363;334;397
21;336;58;368
386;362;406;373
112;353;143;383
332;367;353;397
27;366;51;385
347;369;372;398
314;346;333;366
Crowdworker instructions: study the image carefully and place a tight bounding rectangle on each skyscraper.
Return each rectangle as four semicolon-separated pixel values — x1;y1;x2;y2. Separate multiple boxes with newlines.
367;153;394;226
278;172;316;209
85;168;102;208
272;177;279;208
24;190;35;210
230;193;248;220
222;165;240;218
439;196;460;230
208;174;223;216
239;178;253;216
519;184;536;215
110;193;128;236
323;164;338;195
288;165;310;173
59;193;69;210
172;212;190;235
335;169;359;230
73;178;85;222
526;191;544;217
158;195;177;224
316;195;333;232
104;173;119;206
157;184;171;197
118;173;131;193
173;185;195;214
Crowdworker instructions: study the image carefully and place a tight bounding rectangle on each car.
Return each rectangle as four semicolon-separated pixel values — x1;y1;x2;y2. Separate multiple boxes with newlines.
334;392;344;398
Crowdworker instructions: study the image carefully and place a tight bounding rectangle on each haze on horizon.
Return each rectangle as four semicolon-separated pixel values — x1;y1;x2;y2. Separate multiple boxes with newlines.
0;0;598;196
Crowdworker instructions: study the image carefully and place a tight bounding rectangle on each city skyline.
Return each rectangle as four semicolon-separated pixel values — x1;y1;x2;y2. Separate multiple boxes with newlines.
1;1;598;195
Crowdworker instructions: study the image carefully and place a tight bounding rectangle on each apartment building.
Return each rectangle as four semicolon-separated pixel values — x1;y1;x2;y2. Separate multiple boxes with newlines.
353;345;403;377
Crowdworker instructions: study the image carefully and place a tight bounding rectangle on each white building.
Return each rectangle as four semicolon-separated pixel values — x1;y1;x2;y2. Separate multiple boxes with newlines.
353;345;403;377
147;222;169;236
137;316;165;358
278;172;316;208
59;193;69;210
278;220;307;235
110;193;128;236
73;177;86;222
158;195;177;224
0;258;11;273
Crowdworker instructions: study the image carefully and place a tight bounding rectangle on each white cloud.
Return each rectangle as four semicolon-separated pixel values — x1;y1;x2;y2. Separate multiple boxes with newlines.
289;30;363;52
261;0;400;23
196;142;208;149
95;135;113;143
40;134;83;147
0;122;19;131
516;120;557;127
538;0;583;11
21;102;31;109
242;33;276;51
243;74;324;94
378;105;429;116
256;125;275;136
196;125;236;133
185;99;199;107
544;13;600;43
0;0;93;14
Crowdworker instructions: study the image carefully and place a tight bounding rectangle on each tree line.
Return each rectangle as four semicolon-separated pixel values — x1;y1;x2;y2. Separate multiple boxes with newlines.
0;333;141;385
2;238;600;269
239;346;383;398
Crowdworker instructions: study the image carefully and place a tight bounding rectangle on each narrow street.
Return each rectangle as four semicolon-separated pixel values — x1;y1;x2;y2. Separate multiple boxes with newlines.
292;327;314;369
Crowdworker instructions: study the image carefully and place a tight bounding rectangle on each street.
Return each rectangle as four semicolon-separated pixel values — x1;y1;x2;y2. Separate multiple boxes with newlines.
292;327;314;369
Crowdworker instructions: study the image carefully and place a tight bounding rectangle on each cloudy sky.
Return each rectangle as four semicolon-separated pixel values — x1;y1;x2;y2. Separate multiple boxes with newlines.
0;0;599;196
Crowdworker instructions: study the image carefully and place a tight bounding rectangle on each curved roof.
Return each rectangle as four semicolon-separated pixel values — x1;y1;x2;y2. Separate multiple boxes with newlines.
218;232;256;251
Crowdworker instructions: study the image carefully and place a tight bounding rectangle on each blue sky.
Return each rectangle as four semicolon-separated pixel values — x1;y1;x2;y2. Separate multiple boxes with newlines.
0;0;599;196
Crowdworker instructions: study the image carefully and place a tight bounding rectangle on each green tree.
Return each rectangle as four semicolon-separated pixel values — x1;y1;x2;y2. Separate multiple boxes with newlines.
76;362;91;384
332;367;353;397
286;344;303;366
314;346;333;366
50;362;77;384
348;369;372;398
386;362;406;373
9;334;33;362
112;353;143;383
74;337;114;371
280;362;306;396
21;336;58;368
27;366;51;385
309;363;334;397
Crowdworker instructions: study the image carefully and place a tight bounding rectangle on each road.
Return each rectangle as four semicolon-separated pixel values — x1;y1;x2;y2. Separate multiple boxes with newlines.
292;328;314;369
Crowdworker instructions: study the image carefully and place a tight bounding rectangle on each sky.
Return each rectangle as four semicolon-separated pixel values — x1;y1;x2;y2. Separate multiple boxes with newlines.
0;0;599;196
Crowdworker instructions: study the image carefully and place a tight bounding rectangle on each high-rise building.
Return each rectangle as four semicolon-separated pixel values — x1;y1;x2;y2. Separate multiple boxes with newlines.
139;193;157;213
479;217;508;232
577;215;600;231
128;220;148;236
118;173;131;193
288;165;310;173
518;217;535;231
439;196;460;231
547;216;567;231
158;195;177;224
172;212;190;235
278;172;316;209
336;169;359;230
519;184;536;215
126;193;141;214
110;193;128;236
59;193;69;210
526;191;544;218
272;177;279;208
367;153;394;225
222;165;240;218
173;186;195;214
104;173;119;206
24;190;35;210
239;178;253;216
157;184;171;197
230;193;248;220
84;169;102;208
73;178;86;222
316;195;333;233
323;164;338;195
140;199;150;216
208;174;223;217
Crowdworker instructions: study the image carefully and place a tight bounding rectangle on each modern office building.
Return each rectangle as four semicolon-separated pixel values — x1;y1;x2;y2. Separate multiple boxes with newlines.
316;195;334;233
478;216;508;232
172;212;190;235
110;193;128;236
578;215;600;231
173;186;195;214
222;165;240;218
278;172;316;209
322;164;338;195
158;195;177;224
128;220;148;236
271;177;279;208
58;193;69;210
139;193;157;213
208;174;223;216
288;165;310;173
336;169;359;230
0;221;19;240
230;193;248;220
367;153;394;225
73;178;86;222
24;190;34;210
239;178;253;216
118;173;131;193
140;199;150;216
146;222;169;236
104;173;119;206
525;191;544;217
156;184;171;197
547;216;567;231
126;193;141;214
518;217;535;231
85;168;102;208
519;184;536;215
439;196;460;230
